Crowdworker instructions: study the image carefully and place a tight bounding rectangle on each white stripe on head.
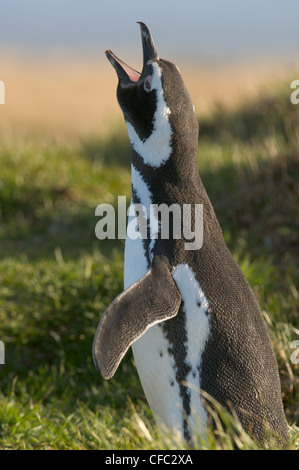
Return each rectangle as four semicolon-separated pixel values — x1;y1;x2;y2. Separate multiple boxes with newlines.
126;62;172;168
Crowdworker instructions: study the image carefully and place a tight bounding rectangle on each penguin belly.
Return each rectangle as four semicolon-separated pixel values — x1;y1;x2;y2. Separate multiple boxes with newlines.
124;228;181;433
132;320;185;437
125;231;210;440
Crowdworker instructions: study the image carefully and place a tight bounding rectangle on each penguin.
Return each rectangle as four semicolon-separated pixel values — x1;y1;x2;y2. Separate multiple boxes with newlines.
92;22;289;446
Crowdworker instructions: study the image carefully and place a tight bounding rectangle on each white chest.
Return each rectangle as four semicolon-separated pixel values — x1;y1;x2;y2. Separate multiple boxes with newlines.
124;209;210;440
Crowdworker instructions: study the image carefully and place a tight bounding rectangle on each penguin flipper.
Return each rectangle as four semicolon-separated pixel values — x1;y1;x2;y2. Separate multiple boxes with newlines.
92;256;181;380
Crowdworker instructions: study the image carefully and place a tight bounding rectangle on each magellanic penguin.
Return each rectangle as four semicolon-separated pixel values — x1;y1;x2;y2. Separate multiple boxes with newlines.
93;22;289;446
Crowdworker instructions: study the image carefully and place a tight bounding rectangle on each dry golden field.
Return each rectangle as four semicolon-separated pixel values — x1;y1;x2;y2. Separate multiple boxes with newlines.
0;51;294;138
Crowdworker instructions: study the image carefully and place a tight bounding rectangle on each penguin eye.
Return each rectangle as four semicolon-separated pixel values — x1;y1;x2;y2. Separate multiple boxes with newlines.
144;75;152;93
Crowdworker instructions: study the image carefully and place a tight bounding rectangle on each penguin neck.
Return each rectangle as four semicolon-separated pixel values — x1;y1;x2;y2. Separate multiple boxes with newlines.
169;122;200;183
130;127;200;190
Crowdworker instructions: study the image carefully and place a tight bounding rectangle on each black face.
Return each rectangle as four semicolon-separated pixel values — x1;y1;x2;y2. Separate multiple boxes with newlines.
116;63;158;141
116;57;197;143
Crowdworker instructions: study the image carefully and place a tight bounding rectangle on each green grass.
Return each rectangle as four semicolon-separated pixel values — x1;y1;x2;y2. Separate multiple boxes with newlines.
0;81;299;449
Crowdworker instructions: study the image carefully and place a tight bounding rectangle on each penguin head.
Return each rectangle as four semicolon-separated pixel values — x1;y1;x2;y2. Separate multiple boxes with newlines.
106;23;198;163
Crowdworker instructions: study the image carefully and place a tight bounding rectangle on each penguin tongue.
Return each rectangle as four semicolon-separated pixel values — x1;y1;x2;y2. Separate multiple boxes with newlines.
105;50;141;84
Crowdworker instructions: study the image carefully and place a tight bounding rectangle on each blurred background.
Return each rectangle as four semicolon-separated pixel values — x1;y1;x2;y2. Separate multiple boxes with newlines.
1;0;299;136
0;1;298;450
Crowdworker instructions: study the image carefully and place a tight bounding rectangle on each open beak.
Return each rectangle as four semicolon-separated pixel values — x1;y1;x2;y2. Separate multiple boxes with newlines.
105;22;158;85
